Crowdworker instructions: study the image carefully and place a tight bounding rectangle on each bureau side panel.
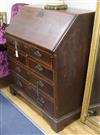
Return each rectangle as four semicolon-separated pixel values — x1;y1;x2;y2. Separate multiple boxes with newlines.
54;13;94;118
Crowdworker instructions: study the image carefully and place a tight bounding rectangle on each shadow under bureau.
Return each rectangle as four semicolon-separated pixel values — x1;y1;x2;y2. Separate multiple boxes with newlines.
6;6;94;132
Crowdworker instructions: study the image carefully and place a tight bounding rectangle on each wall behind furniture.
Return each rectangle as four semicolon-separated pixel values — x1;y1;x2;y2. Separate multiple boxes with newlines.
0;0;96;23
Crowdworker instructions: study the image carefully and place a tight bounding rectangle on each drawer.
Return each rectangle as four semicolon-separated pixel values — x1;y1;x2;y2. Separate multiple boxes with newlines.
25;84;54;116
10;61;28;79
10;61;54;98
12;75;25;91
8;48;27;65
6;35;28;53
27;72;54;98
29;58;53;80
12;75;54;116
6;35;53;67
29;46;53;67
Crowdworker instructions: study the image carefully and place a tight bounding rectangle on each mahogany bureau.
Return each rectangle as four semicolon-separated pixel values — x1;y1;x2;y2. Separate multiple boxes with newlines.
6;6;94;132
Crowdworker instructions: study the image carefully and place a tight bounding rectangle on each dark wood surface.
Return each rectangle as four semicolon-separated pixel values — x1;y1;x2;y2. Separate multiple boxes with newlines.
6;6;76;51
53;13;94;118
6;7;94;132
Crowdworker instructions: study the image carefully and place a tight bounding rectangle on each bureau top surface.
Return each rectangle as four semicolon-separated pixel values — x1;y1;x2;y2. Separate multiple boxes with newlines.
6;6;76;51
6;6;92;51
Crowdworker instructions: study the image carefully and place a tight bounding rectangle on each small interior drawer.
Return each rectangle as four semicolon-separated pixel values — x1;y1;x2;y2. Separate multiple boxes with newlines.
8;48;27;65
29;58;53;80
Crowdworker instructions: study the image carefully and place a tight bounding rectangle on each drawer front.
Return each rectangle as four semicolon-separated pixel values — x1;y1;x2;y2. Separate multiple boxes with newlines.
10;61;28;79
29;47;53;66
29;58;53;80
12;75;54;116
26;84;54;116
6;35;28;53
12;75;24;90
6;35;53;67
27;72;54;98
8;48;26;65
10;61;54;98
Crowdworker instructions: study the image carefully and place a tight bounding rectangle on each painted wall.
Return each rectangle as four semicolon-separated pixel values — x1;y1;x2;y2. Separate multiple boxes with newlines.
0;0;97;23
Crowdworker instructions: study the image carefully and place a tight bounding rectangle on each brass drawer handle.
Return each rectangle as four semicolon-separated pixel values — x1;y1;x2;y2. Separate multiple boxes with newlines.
34;50;42;57
27;85;32;90
38;80;45;88
35;64;43;71
36;96;45;107
11;40;17;46
10;40;15;45
15;67;21;74
16;80;23;88
27;71;31;76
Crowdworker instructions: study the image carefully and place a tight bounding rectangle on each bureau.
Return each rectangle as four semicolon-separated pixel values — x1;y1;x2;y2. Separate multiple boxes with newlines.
6;6;94;132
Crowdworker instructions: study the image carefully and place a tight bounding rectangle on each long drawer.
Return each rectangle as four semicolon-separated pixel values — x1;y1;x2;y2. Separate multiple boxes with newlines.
11;74;54;116
10;60;54;98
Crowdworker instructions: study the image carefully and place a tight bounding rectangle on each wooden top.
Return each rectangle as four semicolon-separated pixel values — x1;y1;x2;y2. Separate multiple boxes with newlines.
6;6;93;51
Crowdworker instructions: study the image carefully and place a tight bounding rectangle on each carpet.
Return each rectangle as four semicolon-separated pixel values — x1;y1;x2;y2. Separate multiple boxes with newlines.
0;93;45;135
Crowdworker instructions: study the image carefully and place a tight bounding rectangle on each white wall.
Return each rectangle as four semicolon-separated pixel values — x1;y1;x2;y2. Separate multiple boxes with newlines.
0;0;97;23
67;0;96;10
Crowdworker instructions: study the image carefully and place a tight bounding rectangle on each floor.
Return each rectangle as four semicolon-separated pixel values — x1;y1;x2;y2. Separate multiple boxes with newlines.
0;87;100;135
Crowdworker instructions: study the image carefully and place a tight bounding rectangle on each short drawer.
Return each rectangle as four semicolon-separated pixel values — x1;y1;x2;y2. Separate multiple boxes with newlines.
6;35;53;67
25;84;54;116
29;58;53;80
6;35;28;53
12;75;54;116
10;61;54;98
12;75;25;91
10;61;28;79
8;48;27;65
27;71;54;98
29;46;53;67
